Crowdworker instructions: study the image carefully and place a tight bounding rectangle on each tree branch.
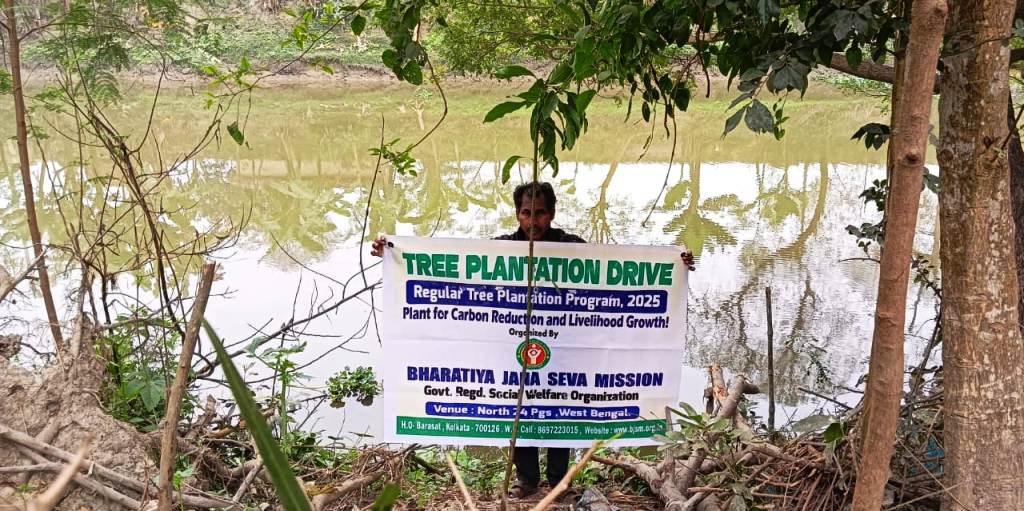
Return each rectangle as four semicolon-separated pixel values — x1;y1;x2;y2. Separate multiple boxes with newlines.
158;262;217;511
827;53;897;84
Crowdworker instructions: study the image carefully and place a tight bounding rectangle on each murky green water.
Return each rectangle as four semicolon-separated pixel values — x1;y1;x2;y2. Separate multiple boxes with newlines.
0;82;938;438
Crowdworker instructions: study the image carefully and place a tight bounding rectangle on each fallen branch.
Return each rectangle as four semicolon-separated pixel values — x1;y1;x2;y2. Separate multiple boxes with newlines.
232;458;262;503
196;281;379;377
0;463;64;474
592;366;758;511
411;454;445;477
678;371;756;496
310;470;387;511
15;419;59;486
13;437;139;509
28;439;92;511
615;454;687;511
0;422;235;509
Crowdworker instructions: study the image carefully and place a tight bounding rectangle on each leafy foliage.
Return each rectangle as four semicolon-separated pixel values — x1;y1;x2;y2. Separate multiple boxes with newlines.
845;168;938;254
852;122;891;150
423;0;578;74
0;70;12;94
656;402;744;459
369;0;902;179
374;0;431;84
327;366;382;407
98;309;192;432
205;321;313;511
370;139;420;176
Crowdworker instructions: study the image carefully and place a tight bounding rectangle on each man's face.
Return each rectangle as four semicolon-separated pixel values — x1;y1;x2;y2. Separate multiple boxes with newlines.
517;196;553;241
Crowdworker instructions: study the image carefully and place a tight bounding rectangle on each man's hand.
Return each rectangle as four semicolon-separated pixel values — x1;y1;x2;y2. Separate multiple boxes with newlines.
371;236;389;257
681;251;695;271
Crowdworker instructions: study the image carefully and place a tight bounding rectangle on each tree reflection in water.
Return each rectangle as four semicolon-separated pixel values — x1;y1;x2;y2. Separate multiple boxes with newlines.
1;87;940;428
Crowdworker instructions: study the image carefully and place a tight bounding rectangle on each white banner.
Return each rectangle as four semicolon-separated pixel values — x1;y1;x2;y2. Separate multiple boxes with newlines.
380;236;687;447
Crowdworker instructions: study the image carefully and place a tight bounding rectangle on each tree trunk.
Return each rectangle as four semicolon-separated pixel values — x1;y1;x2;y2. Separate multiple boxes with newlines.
938;0;1024;508
851;0;947;509
4;0;64;346
858;0;910;450
1007;95;1024;335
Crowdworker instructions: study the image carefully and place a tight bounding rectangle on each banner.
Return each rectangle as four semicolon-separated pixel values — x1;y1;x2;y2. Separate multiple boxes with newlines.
380;236;687;447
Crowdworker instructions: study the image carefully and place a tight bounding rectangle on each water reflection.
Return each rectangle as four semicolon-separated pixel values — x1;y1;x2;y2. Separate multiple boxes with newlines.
0;86;938;435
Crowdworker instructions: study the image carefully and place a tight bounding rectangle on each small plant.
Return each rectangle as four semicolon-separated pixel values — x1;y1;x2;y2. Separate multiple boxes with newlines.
327;366;381;407
656;403;743;460
249;341;310;442
97;308;192;432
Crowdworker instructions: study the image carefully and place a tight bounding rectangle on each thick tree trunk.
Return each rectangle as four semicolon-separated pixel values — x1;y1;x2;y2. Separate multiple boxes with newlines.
851;0;947;509
938;1;1024;508
4;0;64;346
1008;96;1024;334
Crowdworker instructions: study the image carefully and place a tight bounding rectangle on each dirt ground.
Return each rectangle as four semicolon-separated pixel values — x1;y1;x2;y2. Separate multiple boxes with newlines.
0;351;156;510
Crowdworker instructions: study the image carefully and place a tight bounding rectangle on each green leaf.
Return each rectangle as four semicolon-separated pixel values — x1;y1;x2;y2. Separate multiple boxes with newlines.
756;0;780;23
141;381;164;411
124;379;145;399
824;422;845;444
548;61;572;84
832;10;858;40
573;39;596;76
728;91;753;110
852;122;890;150
518;79;546;102
204;320;313;511
381;49;400;71
494;65;536;80
351;14;367;36
617;4;638;24
739;68;765;82
679;402;698;417
0;69;14;94
723;106;746;136
403;61;423;85
484;101;529;123
744;99;773;133
673;84;691;111
575;89;598;112
502;155;521;182
226;122;245;145
372;483;401;511
845;46;863;69
923;169;940;193
768;63;808;93
556;1;583;26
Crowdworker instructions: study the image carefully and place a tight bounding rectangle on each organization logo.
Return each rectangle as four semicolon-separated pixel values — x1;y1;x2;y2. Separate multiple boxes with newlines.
515;338;551;370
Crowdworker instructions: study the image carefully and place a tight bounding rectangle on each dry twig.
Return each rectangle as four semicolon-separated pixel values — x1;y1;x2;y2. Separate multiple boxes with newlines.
27;438;93;511
445;453;479;511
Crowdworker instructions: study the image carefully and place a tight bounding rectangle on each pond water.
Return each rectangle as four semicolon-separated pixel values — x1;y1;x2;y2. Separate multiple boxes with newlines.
0;81;939;440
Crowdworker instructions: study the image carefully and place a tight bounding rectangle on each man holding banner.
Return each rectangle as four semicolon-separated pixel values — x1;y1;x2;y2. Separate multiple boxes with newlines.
371;181;693;500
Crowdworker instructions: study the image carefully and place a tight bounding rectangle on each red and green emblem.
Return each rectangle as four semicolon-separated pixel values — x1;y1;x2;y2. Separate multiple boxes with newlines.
515;338;551;370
